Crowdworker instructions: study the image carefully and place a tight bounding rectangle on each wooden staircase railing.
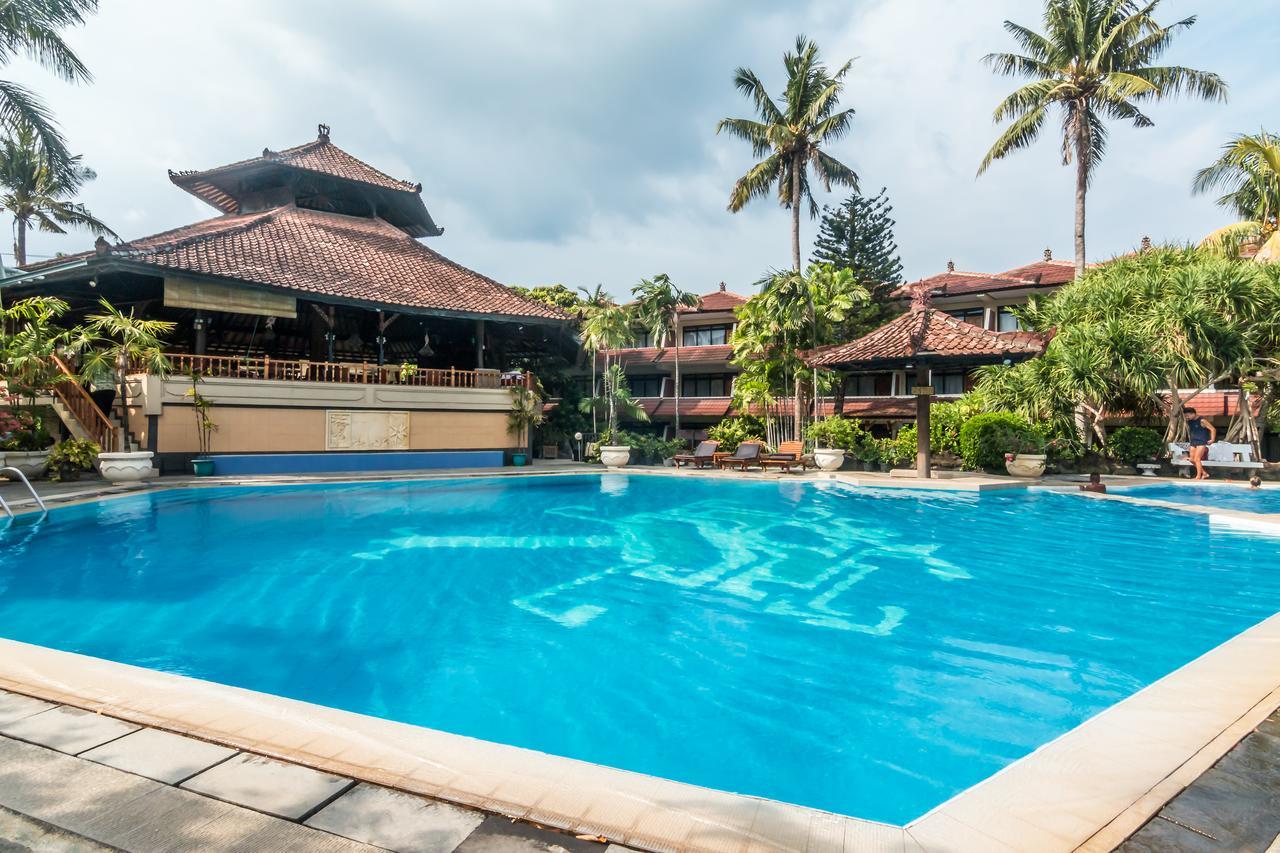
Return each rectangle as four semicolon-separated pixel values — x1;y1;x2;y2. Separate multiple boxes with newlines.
48;355;120;453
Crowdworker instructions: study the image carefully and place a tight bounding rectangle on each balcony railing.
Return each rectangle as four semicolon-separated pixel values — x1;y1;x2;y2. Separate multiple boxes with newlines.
156;354;534;390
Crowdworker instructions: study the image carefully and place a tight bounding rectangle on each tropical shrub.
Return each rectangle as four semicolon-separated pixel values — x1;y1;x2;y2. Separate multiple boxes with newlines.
1108;426;1164;465
47;438;99;481
959;412;1042;471
707;416;765;453
881;427;918;467
930;396;985;457
596;430;687;465
804;416;869;451
0;407;53;451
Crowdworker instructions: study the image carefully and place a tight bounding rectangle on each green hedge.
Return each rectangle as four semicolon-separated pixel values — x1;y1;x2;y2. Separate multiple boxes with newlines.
958;412;1043;471
1108;426;1164;464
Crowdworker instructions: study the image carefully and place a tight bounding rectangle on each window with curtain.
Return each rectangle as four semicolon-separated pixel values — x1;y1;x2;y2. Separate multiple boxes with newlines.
628;375;664;397
946;307;985;327
681;373;734;397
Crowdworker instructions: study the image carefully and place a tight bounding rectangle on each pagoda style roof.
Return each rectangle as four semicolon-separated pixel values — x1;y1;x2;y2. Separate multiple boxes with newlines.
23;204;566;323
806;298;1045;369
168;125;442;238
681;283;748;313
890;253;1079;300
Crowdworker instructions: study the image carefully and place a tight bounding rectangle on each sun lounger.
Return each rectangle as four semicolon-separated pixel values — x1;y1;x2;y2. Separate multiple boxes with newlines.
716;442;763;471
673;440;720;469
760;441;812;473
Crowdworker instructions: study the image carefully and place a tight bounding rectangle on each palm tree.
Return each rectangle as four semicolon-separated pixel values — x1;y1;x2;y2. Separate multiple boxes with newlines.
72;299;174;439
979;0;1227;277
631;274;698;436
0;124;115;265
1193;130;1280;238
717;35;859;272
578;300;635;438
0;0;99;174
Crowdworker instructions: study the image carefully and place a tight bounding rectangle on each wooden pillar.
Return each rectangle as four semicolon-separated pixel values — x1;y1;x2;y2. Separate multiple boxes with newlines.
914;364;932;479
475;319;486;369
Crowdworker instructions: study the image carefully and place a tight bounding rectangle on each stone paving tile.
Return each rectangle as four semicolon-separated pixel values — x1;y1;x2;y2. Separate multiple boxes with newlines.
453;815;604;852
0;692;56;727
81;727;237;784
0;804;113;853
307;782;486;852
0;705;139;755
181;751;353;820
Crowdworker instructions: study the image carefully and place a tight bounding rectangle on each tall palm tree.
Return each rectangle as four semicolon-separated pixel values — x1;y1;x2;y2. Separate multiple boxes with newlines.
0;124;114;265
632;273;698;436
717;35;859;272
578;300;635;437
72;299;174;439
0;0;99;174
979;0;1226;277
1193;131;1280;236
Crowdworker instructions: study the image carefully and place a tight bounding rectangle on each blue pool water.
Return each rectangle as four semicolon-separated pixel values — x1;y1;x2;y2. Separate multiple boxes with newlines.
1115;482;1280;514
2;475;1279;824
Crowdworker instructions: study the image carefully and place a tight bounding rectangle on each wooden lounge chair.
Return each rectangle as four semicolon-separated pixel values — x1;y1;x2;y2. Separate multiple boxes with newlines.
716;442;763;471
760;441;812;473
673;440;720;469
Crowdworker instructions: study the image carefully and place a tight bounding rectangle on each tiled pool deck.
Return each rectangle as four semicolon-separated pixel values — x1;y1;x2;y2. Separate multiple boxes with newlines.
3;466;1279;851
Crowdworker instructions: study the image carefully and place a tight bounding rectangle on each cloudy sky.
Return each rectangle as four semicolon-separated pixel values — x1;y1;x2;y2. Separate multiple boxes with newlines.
7;0;1274;298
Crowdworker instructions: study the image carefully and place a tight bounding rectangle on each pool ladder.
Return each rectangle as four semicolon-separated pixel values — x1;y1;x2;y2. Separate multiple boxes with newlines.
0;467;48;520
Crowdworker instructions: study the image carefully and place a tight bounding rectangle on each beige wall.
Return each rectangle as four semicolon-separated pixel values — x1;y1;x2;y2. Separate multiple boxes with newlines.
154;405;517;454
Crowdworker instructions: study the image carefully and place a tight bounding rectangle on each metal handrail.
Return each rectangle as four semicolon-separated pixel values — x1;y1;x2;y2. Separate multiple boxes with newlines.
0;467;48;519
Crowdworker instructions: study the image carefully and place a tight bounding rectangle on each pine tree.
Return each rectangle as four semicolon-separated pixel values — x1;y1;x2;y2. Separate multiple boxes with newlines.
811;188;904;338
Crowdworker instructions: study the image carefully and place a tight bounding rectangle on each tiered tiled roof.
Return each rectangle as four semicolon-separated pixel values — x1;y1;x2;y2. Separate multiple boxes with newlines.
892;254;1079;299
98;204;565;321
806;304;1045;368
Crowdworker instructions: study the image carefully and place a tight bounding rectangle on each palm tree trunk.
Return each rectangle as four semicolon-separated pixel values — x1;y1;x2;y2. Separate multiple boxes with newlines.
1073;123;1088;279
791;154;803;272
590;355;597;435
14;217;26;267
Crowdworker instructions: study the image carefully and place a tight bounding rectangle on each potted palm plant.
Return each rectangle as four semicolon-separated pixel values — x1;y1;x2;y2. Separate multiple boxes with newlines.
507;385;543;466
73;299;174;483
186;370;217;476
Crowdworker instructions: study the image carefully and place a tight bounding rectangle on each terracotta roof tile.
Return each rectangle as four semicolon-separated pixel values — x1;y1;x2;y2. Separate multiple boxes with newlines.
998;258;1077;285
636;397;733;417
805;306;1045;367
107;204;566;321
602;344;734;368
891;256;1080;299
683;286;748;313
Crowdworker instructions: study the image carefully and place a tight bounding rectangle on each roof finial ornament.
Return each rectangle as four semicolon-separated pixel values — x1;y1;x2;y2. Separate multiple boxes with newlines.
1044;248;1052;261
1140;235;1152;252
318;123;330;142
94;235;110;256
946;259;955;272
910;283;933;311
719;281;726;291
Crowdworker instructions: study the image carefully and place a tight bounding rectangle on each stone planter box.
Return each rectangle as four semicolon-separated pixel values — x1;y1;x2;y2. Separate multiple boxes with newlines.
1005;453;1047;478
1;450;50;479
599;446;631;468
98;451;157;483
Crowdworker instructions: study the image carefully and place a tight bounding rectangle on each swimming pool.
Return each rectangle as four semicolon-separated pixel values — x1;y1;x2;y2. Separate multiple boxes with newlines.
1115;482;1280;514
1;474;1278;824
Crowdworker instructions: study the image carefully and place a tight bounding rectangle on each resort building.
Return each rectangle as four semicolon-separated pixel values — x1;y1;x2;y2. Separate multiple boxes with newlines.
0;125;570;474
840;250;1077;428
597;283;748;439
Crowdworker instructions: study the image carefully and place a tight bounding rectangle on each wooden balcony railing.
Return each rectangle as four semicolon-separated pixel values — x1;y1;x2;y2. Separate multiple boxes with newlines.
49;354;120;453
157;353;535;390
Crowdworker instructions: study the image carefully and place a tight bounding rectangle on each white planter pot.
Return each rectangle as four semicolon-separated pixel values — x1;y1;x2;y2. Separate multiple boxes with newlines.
599;446;631;468
97;451;156;483
813;448;846;472
1005;453;1047;478
2;450;52;479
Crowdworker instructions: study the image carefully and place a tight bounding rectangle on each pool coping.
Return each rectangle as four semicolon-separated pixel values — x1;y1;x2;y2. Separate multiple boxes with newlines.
4;473;1280;851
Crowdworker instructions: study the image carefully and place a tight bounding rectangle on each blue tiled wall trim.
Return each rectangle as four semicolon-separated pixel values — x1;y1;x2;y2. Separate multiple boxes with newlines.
209;451;505;475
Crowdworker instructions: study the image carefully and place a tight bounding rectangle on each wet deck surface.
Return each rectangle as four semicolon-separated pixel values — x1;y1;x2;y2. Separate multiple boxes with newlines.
1118;710;1280;852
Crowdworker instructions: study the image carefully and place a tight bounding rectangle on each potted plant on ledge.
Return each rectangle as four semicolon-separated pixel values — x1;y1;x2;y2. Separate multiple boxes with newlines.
73;300;174;483
507;385;544;467
1003;430;1048;478
0;408;54;478
47;438;100;482
186;370;218;476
